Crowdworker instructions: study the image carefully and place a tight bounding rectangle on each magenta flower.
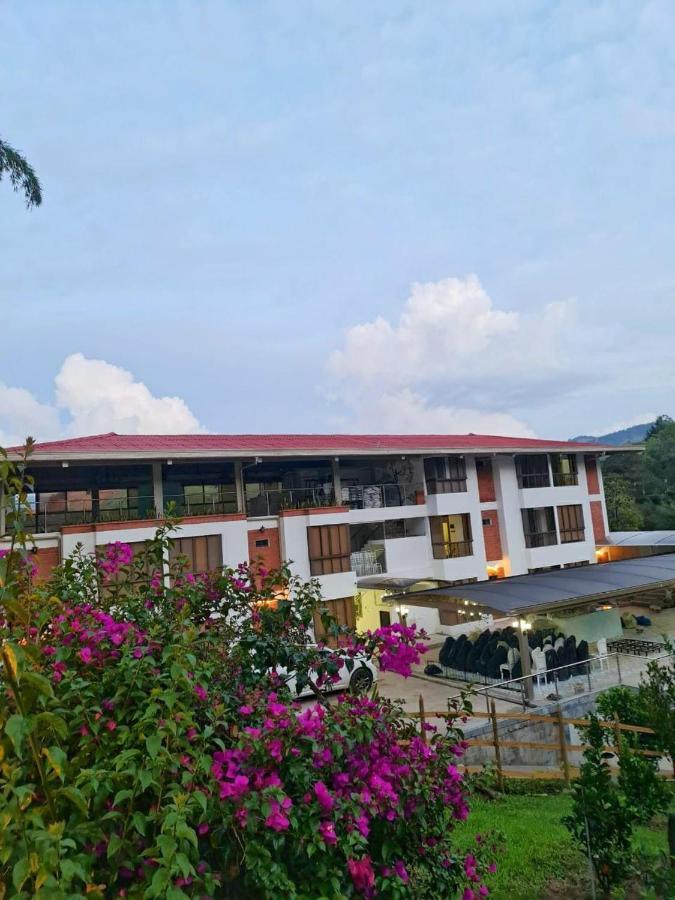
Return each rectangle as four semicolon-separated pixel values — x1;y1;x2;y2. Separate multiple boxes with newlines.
194;684;208;702
265;797;291;832
319;820;337;845
347;857;375;894
79;646;93;664
313;781;335;813
197;822;209;836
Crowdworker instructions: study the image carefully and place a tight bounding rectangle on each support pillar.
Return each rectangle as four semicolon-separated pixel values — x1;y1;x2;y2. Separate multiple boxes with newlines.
517;619;534;702
152;462;164;518
331;458;342;505
234;461;245;514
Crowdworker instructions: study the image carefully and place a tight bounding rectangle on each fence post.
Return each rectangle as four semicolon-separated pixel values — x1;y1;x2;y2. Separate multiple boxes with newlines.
556;705;571;786
418;694;427;745
490;700;504;792
616;653;622;685
586;660;592;693
613;714;623;758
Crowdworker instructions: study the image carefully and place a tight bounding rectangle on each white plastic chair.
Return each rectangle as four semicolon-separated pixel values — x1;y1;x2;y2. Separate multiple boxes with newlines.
596;637;610;671
500;646;520;681
531;648;548;690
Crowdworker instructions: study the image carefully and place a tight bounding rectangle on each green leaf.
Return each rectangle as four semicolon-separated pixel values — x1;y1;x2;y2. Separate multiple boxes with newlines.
12;856;30;891
131;811;147;836
57;786;87;814
5;713;27;756
34;712;68;740
139;768;155;790
146;734;162;759
43;746;67;781
113;788;133;806
22;671;54;699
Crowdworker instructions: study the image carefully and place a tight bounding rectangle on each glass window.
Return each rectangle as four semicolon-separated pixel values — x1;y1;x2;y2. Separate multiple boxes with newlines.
521;507;557;547
515;455;550;489
550;454;578;487
557;504;585;543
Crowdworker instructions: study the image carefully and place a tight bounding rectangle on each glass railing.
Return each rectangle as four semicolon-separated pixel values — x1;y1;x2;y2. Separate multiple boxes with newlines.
517;473;551;489
426;478;467;495
339;482;424;510
246;487;336;517
552;472;578;487
25;490;240;533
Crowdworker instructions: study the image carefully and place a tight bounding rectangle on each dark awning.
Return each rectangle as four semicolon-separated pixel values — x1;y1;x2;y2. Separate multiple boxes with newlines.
391;552;675;617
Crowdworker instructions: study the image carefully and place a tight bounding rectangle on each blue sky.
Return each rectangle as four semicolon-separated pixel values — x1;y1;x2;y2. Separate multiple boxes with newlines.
2;1;675;443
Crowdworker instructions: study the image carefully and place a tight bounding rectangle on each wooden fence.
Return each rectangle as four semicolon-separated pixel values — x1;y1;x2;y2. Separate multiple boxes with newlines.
409;696;672;790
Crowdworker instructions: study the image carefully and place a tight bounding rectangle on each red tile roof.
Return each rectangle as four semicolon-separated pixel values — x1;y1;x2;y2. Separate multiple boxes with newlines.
12;431;623;459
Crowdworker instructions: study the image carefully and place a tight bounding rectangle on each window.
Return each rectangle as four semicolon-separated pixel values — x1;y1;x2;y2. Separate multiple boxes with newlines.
521;507;557;548
180;484;237;516
482;516;492;526
379;610;392;627
424;457;467;494
557;504;585;543
550;453;578;487
255;538;269;548
429;514;473;559
515;455;550;489
170;535;223;574
528;565;561;574
307;524;351;576
383;517;426;539
563;560;590;569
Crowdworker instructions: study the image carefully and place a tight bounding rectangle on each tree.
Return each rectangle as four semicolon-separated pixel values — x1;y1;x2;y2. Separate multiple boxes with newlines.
603;473;643;531
0;137;42;207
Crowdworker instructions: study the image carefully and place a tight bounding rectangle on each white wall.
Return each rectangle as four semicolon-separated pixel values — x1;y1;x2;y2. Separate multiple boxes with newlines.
279;510;357;600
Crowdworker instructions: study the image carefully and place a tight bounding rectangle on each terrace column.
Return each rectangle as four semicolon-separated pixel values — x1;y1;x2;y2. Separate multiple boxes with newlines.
331;459;341;505
517;620;534;702
234;461;245;514
152;462;164;518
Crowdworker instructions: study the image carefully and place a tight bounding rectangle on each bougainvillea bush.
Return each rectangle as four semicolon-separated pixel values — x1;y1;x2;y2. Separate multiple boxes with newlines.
0;462;495;898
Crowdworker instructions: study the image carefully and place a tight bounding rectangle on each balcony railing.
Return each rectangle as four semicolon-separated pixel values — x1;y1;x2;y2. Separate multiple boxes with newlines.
246;487;336;518
524;530;557;549
517;473;550;489
559;528;585;544
340;482;424;510
24;491;239;534
431;540;473;560
552;472;578;487
350;546;386;577
425;477;467;495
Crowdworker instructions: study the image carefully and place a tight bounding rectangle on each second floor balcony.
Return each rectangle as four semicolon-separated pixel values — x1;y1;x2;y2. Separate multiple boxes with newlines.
339;481;424;510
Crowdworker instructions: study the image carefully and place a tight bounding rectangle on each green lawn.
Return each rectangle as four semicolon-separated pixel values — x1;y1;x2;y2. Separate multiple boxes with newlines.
453;792;671;899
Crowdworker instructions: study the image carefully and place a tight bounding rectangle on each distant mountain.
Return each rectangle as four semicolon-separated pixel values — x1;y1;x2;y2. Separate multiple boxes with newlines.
570;422;653;445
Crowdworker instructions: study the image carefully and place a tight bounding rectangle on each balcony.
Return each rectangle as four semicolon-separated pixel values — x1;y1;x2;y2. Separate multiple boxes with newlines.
246;486;336;517
339;482;424;510
431;539;473;560
523;531;557;549
25;490;240;534
517;473;550;489
552;472;578;487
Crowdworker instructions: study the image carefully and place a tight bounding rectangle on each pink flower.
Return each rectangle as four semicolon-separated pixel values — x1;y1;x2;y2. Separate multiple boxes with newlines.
194;684;208;702
313;781;335;813
197;822;209;836
393;861;409;884
265;797;291;832
347;857;375;894
105;720;117;732
234;807;248;827
239;705;253;715
42;645;56;656
319;821;337;845
79;646;93;664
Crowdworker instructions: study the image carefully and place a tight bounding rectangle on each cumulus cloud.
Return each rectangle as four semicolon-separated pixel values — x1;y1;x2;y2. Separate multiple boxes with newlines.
327;275;581;435
0;354;203;446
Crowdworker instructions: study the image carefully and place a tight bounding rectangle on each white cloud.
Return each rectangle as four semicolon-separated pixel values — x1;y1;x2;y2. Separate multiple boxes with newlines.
0;353;203;446
327;274;581;435
339;388;535;437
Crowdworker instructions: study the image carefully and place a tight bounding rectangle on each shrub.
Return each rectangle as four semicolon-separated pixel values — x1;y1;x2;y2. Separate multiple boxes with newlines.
0;453;496;898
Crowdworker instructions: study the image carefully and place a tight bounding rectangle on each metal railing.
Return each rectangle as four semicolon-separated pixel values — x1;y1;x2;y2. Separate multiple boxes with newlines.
340;482;424;510
425;477;467;495
552;472;578;487
431;539;473;560
25;490;240;533
559;528;585;543
246;486;336;517
523;530;557;548
517;473;550;489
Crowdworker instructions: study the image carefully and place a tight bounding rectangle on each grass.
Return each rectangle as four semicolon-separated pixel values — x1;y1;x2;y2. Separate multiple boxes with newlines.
453;792;671;899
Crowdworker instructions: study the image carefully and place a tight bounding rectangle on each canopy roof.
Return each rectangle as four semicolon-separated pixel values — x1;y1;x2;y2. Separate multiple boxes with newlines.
394;553;675;617
609;531;675;547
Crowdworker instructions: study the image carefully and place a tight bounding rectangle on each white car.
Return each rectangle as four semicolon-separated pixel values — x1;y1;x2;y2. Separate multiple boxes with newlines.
277;648;378;698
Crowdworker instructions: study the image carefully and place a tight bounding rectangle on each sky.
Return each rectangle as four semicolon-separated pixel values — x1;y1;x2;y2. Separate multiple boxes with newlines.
2;0;675;445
